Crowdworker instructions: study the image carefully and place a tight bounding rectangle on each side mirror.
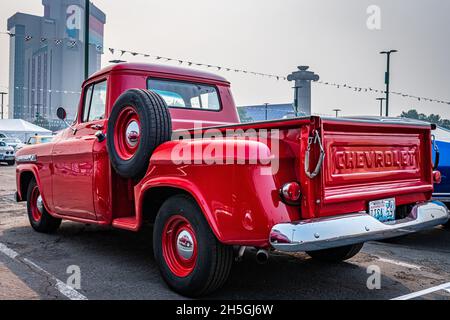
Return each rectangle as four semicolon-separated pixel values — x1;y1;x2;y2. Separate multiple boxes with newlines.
57;107;67;121
57;107;77;134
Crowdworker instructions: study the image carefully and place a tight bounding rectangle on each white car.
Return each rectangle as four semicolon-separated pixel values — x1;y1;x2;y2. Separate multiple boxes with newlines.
0;137;25;151
0;141;15;166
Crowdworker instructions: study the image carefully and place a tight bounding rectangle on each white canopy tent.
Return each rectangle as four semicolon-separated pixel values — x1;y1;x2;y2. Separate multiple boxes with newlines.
0;119;52;143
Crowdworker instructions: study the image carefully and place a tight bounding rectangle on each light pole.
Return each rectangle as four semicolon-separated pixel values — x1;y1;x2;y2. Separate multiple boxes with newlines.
380;50;398;117
376;97;386;117
333;108;342;118
264;103;269;120
0;92;7;120
84;0;90;80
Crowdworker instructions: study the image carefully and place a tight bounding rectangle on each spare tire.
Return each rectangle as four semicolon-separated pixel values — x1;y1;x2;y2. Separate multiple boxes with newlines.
107;89;172;180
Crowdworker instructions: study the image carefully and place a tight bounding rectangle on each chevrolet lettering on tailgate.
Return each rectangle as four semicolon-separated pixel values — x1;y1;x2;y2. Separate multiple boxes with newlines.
335;148;417;172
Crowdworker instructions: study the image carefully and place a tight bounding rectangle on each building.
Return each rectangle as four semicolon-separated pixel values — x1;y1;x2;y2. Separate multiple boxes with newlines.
238;104;297;123
7;0;106;130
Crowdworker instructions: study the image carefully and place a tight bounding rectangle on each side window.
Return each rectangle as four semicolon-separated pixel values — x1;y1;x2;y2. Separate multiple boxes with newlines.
28;137;36;145
89;81;107;120
82;80;107;122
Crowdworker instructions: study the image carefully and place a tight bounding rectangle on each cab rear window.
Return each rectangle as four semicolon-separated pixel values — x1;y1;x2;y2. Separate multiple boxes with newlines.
147;78;221;111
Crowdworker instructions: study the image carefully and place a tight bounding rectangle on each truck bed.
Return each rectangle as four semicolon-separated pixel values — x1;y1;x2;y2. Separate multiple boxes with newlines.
184;116;434;219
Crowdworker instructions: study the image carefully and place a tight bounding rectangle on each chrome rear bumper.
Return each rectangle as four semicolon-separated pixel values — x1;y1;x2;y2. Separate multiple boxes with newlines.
270;201;449;252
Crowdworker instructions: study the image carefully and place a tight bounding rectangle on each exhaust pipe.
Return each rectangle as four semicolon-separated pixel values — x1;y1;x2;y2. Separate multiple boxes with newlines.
235;246;246;262
256;249;269;264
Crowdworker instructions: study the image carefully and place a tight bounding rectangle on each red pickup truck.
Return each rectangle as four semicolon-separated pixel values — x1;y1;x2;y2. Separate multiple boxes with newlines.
15;63;449;297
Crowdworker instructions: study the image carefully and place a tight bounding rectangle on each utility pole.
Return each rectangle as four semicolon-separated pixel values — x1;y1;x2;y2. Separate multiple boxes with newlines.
380;50;398;117
376;97;386;117
333;108;342;118
84;0;90;80
0;92;7;120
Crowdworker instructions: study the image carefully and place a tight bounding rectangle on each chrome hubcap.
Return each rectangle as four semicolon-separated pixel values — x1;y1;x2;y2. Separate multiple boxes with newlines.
126;121;140;147
176;230;195;260
36;195;44;214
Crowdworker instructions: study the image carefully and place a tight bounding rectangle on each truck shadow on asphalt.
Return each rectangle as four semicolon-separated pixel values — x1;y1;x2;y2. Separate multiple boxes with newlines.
1;221;449;300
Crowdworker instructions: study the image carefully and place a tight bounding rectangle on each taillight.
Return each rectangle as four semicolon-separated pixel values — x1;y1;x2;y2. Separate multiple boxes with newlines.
433;171;442;184
279;182;301;206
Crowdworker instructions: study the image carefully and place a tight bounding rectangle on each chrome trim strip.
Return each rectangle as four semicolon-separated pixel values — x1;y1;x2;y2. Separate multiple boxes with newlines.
16;154;37;163
270;201;449;252
432;196;450;203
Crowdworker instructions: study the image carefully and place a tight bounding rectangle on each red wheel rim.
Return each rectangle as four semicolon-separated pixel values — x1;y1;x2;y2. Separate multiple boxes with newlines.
114;106;141;160
162;215;198;278
30;186;43;222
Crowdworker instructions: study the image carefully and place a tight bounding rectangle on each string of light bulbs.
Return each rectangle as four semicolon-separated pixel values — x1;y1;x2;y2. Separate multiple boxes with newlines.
1;32;449;105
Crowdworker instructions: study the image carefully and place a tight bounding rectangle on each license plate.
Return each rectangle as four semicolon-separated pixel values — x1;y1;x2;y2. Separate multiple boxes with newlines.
369;198;396;222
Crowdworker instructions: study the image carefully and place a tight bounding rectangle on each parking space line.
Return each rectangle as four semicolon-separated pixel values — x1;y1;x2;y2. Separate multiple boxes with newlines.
0;242;88;300
0;242;19;259
23;258;87;300
374;256;422;270
392;282;450;300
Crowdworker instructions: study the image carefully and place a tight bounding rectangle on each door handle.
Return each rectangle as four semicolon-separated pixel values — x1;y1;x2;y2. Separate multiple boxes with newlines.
90;124;104;130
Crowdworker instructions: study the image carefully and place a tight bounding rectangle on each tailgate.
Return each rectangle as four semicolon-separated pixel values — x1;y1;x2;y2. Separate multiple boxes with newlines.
315;118;434;217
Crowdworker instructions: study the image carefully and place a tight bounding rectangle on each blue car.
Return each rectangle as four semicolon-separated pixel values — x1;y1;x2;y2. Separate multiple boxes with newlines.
432;126;450;226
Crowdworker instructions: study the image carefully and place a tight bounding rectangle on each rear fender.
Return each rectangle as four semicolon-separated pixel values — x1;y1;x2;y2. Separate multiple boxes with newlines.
135;136;301;246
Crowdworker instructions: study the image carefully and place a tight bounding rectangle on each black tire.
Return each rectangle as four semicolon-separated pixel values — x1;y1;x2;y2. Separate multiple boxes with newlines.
27;178;61;233
7;160;15;166
153;195;233;297
307;243;364;263
107;89;172;180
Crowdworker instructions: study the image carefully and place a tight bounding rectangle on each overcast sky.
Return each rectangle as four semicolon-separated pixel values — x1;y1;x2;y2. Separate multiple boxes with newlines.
1;0;449;118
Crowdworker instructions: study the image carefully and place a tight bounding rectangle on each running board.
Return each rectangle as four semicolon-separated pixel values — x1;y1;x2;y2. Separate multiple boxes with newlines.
112;217;138;231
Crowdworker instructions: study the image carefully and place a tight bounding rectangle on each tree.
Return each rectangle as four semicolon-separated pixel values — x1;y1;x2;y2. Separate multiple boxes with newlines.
33;114;50;130
428;114;442;124
441;119;450;129
400;109;419;119
401;109;450;130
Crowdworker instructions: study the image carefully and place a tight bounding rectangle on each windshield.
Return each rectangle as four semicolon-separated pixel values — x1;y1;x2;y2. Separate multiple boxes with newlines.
2;138;19;143
41;137;53;143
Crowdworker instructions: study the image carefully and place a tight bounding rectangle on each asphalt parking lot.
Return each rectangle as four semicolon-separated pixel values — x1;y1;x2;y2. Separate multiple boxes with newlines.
0;164;449;300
